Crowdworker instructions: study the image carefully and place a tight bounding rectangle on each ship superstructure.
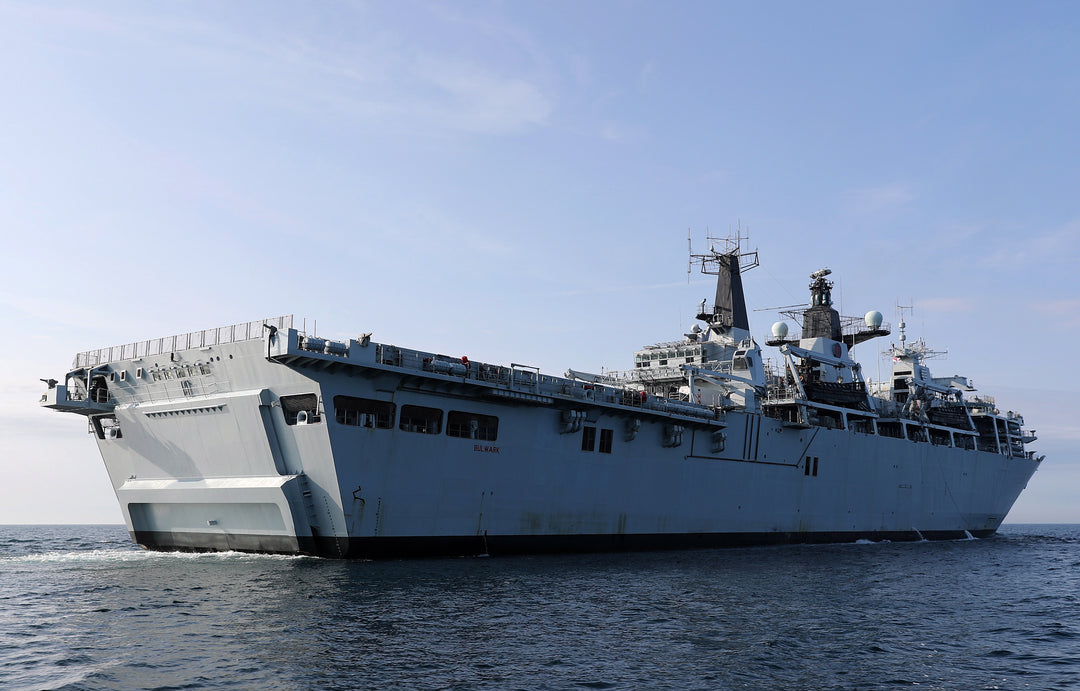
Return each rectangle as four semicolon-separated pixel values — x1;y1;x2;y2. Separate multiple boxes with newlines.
40;238;1043;557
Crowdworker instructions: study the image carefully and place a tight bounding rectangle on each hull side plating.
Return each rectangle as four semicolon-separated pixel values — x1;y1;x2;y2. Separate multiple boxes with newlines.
74;336;1036;558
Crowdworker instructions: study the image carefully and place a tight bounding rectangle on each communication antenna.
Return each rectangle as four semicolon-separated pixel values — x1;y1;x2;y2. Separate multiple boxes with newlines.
753;303;806;312
688;222;758;276
896;301;913;347
876;341;881;389
687;229;692;283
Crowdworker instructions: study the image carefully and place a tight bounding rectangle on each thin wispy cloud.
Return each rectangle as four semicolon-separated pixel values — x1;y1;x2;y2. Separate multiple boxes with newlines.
4;3;555;138
1033;218;1080;257
427;2;553;74
599;121;644;141
980;218;1080;268
843;183;915;215
639;61;658;90
0;293;115;333
1033;298;1080;328
1033;298;1080;313
385;205;520;260
414;57;553;134
554;278;712;299
933;222;984;247
916;297;977;313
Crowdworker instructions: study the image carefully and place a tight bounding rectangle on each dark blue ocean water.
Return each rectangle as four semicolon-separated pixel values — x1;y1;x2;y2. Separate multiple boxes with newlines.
1;525;1078;690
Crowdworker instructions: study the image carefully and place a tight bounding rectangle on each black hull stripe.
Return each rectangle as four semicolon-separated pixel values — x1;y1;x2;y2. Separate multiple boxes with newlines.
130;528;997;560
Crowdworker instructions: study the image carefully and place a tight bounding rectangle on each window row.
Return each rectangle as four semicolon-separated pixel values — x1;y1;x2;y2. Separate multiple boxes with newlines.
332;395;499;441
287;393;630;454
149;364;213;382
635;346;701;362
636;356;696;368
634;346;701;368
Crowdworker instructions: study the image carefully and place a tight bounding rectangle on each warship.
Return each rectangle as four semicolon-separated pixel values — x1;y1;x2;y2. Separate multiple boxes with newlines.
40;237;1042;557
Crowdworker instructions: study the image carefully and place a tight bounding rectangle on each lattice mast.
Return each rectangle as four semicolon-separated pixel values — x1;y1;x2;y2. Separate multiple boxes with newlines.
688;226;759;333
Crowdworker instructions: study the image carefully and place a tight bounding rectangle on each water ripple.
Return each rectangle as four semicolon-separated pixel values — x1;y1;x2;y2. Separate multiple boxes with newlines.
1;524;1079;690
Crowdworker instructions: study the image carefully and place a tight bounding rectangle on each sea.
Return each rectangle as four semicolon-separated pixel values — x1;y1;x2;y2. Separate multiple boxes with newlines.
1;525;1077;691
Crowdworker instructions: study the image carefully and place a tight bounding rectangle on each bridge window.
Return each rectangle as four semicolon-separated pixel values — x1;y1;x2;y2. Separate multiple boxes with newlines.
447;411;499;441
400;405;442;434
334;396;395;429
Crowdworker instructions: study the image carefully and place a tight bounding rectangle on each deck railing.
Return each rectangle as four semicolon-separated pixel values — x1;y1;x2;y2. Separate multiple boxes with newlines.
72;316;294;369
371;343;721;419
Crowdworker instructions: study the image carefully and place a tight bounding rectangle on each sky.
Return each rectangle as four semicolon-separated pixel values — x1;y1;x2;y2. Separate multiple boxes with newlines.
0;1;1077;524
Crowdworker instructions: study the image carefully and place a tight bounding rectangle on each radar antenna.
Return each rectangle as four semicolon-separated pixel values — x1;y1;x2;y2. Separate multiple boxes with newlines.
688;221;759;277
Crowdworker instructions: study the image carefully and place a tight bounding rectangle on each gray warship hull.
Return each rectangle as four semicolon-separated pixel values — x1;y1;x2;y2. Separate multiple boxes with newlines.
41;317;1039;558
41;239;1042;557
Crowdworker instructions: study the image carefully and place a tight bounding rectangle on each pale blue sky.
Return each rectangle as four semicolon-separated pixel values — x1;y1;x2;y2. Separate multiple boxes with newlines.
1;1;1076;523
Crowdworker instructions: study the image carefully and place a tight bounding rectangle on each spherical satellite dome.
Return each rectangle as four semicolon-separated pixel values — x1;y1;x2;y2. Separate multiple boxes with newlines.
771;321;789;339
865;310;883;329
